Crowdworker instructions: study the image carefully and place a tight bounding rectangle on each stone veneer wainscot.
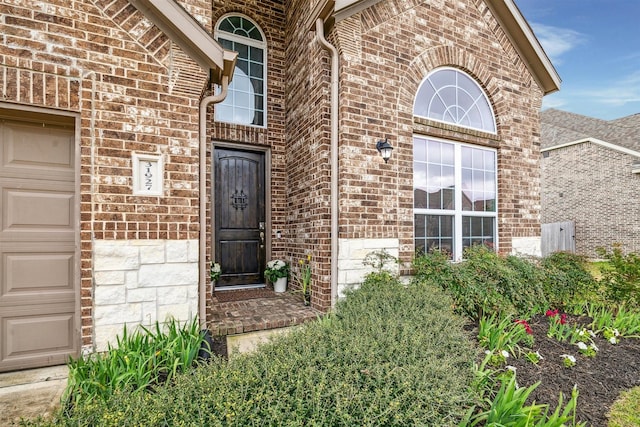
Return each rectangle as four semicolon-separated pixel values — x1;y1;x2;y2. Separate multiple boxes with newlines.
93;240;199;351
337;238;399;297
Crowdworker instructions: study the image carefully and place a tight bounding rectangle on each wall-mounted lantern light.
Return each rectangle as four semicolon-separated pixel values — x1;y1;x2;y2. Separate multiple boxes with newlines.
376;138;393;163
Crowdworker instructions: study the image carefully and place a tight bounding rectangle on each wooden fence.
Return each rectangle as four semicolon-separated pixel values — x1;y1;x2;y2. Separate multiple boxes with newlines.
541;221;575;256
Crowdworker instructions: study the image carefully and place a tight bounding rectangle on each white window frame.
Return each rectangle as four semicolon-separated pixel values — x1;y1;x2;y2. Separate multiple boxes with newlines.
214;14;267;128
414;67;496;134
413;136;498;261
413;67;498;260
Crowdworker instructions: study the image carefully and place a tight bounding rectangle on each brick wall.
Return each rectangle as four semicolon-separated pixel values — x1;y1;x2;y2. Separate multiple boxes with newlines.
542;142;640;257
1;0;209;347
285;0;335;309
286;0;545;294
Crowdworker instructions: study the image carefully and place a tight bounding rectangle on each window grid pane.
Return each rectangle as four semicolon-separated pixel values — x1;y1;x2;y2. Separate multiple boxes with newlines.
218;16;263;41
461;146;496;212
414;136;497;259
414;68;496;133
462;216;495;251
414;214;454;258
414;139;456;210
216;17;265;127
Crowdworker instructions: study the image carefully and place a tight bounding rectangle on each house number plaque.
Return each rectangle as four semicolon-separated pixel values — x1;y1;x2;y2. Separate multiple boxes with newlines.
132;153;163;196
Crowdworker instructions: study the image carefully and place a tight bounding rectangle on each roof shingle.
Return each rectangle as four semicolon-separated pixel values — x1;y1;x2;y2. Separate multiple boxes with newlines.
541;108;640;152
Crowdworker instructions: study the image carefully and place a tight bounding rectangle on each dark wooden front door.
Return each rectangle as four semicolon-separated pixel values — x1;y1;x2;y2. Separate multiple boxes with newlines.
214;148;266;288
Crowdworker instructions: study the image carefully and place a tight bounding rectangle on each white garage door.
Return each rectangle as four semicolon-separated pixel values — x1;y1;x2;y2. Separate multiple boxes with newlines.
0;111;78;372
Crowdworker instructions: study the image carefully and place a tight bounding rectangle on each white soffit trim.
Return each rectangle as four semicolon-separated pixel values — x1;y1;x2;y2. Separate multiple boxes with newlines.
127;0;236;83
335;0;382;22
542;137;640;159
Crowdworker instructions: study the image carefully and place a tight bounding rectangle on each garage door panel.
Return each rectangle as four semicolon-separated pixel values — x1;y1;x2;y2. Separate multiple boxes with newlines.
2;187;74;232
0;114;78;373
1;120;74;171
1;251;75;305
0;307;76;370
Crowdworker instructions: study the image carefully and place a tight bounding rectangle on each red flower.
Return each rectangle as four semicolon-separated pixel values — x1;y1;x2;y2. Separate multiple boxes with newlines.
515;319;533;335
545;309;558;317
559;313;567;325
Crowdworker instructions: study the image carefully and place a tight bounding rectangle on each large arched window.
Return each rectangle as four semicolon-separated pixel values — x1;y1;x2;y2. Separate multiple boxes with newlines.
414;67;496;133
214;15;266;127
413;68;497;260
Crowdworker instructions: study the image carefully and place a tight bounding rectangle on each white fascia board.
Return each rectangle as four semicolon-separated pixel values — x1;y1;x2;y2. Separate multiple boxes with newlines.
335;0;357;10
542;137;640;159
503;0;559;88
335;0;382;22
485;0;561;95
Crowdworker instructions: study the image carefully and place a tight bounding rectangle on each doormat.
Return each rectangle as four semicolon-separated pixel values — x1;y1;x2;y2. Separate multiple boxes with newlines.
213;288;277;303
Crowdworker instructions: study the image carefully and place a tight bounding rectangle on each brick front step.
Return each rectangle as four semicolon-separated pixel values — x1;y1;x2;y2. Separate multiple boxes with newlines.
208;291;322;337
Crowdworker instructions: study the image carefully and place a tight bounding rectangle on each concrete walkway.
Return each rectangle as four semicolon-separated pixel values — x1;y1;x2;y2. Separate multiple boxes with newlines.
0;365;67;425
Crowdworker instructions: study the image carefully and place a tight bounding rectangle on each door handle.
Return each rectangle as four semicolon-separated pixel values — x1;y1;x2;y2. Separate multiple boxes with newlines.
259;231;265;248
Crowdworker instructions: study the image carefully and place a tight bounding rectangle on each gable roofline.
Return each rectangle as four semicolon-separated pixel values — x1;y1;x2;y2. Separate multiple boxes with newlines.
322;0;560;95
127;0;236;85
541;137;640;159
483;0;560;95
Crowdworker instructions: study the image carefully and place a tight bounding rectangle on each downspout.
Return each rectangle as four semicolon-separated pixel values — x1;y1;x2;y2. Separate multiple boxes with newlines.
198;75;230;324
315;19;339;307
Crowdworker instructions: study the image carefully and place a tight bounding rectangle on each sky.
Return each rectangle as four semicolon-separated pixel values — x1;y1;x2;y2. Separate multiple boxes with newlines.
515;0;640;120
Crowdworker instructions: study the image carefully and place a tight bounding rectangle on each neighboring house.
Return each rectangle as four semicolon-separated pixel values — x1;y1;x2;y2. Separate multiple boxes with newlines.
0;0;558;372
541;108;640;257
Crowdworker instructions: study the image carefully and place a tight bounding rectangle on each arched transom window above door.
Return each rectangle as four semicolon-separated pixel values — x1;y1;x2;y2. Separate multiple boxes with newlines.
414;67;496;134
214;15;266;127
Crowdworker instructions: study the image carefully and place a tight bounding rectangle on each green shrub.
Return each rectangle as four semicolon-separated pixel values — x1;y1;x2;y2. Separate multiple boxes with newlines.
415;248;613;320
421;246;547;320
47;273;477;426
596;245;640;306
541;252;598;308
62;317;209;409
412;248;453;285
504;255;548;314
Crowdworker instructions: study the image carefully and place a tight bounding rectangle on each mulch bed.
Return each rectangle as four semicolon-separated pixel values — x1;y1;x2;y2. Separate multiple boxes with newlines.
503;314;640;426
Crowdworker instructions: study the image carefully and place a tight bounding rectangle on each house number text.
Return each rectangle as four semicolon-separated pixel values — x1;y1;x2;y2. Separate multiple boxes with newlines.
143;161;154;190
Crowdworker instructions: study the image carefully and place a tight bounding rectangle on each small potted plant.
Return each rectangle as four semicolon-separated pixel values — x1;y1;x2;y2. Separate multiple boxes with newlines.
298;254;312;305
210;262;221;284
265;260;290;292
